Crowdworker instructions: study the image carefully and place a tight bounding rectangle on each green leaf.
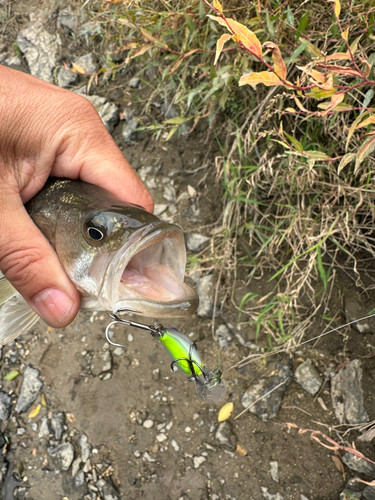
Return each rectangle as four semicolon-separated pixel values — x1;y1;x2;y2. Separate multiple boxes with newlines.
338;153;356;173
184;13;195;35
288;42;309;64
199;0;205;19
317;246;328;289
3;370;19;381
164;116;189;125
297;12;309;36
362;89;375;113
265;11;275;37
284;131;303;151
286;7;295;27
304;151;330;160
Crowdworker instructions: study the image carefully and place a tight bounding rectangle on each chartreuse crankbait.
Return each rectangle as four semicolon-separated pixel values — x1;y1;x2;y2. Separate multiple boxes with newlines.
105;312;226;403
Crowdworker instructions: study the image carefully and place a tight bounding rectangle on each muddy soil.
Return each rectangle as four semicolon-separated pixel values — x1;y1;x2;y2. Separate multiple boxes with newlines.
1;2;375;500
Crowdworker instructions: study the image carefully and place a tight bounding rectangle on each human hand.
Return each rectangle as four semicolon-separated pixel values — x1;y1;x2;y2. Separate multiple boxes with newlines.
0;64;153;328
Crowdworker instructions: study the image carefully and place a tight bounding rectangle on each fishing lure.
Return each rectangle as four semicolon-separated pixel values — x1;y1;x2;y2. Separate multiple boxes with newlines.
105;312;226;403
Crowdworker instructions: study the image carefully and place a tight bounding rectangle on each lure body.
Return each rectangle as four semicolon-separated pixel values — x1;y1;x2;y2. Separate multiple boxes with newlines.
159;327;203;377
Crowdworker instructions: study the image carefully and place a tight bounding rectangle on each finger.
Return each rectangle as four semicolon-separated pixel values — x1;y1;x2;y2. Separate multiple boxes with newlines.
0;186;80;327
52;101;154;213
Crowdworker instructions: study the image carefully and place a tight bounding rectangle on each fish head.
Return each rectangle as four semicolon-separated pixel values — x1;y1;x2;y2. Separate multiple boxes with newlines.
46;182;198;318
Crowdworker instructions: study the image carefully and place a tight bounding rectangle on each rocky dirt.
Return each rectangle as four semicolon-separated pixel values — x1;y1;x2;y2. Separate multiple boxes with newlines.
1;2;375;500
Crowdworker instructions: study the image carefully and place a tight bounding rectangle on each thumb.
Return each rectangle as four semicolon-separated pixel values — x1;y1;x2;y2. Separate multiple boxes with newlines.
0;191;80;327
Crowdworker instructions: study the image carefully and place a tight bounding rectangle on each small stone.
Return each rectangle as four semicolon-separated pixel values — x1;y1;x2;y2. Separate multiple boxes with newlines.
129;77;140;88
186;234;210;253
193;456;206;468
96;478;119;500
215;422;237;451
143;451;156;462
102;372;112;381
48;442;74;471
152;369;161;381
74;469;85;488
163;185;176;203
38;416;50;438
74;53;99;73
80;433;91;463
90;350;112;376
331;359;369;424
184;426;192;433
215;324;232;349
345;296;375;333
127;333;134;343
261;487;285;500
50;412;65;441
15;365;43;414
71;457;82;478
81;95;119;133
270;461;279;483
342;452;375;478
143;419;154;429
0;391;12;421
171;439;179;452
133;450;141;458
363;484;375;500
294;359;323;395
153;204;168;216
156;433;167;443
113;347;125;356
122;118;139;144
57;67;78;88
17;14;61;83
17;428;25;435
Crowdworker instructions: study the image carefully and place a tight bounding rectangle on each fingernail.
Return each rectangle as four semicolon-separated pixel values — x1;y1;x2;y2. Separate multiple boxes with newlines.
32;288;74;326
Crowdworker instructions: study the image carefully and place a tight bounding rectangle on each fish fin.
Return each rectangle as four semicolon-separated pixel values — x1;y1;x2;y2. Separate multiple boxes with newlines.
0;293;40;345
0;277;18;307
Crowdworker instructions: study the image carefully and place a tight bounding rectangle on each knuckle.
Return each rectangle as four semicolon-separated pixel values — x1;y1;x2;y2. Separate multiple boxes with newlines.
0;244;48;292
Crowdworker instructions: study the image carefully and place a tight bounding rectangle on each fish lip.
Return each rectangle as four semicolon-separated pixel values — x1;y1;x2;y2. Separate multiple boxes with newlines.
100;221;190;313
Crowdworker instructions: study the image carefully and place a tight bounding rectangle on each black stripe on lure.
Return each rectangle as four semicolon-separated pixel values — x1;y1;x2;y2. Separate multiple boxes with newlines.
105;312;227;403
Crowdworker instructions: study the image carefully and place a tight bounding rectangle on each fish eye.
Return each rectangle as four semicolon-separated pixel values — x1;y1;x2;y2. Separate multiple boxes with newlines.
87;227;104;241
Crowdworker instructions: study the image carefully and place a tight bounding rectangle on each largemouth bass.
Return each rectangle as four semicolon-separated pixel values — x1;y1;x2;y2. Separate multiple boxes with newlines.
0;179;198;344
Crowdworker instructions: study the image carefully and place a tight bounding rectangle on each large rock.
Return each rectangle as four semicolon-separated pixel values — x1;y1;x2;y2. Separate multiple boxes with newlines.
0;391;12;421
195;274;218;318
331;360;369;424
17;14;61;83
57;67;78;88
15;365;43;414
48;442;74;471
241;359;293;421
74;53;99;74
342;452;375;478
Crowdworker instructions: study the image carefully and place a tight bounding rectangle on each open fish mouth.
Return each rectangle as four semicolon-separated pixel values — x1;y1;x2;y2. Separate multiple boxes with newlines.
108;223;198;317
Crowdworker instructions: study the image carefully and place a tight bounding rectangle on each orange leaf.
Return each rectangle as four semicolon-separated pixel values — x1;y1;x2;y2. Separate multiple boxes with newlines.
130;44;153;59
71;63;86;74
316;53;351;62
355;115;375;130
214;33;232;65
314;64;363;78
294;97;310;113
140;28;168;49
207;15;262;57
297;65;326;84
341;28;349;41
328;0;341;17
213;0;223;13
355;135;375;172
318;92;345;117
264;42;287;80
359;57;371;78
239;71;283;87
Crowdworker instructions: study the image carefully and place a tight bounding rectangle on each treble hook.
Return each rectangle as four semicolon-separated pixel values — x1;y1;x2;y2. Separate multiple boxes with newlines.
105;309;163;347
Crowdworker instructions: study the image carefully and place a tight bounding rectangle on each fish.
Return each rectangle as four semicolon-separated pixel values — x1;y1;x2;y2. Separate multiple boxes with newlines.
0;179;199;344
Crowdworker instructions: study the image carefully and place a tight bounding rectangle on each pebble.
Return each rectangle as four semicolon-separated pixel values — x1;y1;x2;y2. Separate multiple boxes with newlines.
57;67;78;88
294;359;323;395
331;359;369;424
113;347;125;356
339;490;362;500
215;324;232;349
241;359;293;421
143;419;154;429
38;415;50;438
48;442;75;471
153;204;168;216
364;484;375;500
133;450;141;458
270;461;279;483
90;350;112;376
163;185;176;203
129;77;140;88
215;422;237;451
80;433;91;463
127;333;134;343
156;433;167;443
345;296;375;333
122;118;139;144
152;368;161;381
0;391;12;421
143;451;156;462
193;456;206;468
17;428;25;436
74;469;85;488
186;234;210;253
17;14;61;83
342;452;375;478
71;457;82;478
50;412;65;441
81;95;119;133
96;478;119;500
15;365;43;414
261;487;285;500
184;426;192;433
171;439;180;452
74;53;99;73
194;274;217;318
